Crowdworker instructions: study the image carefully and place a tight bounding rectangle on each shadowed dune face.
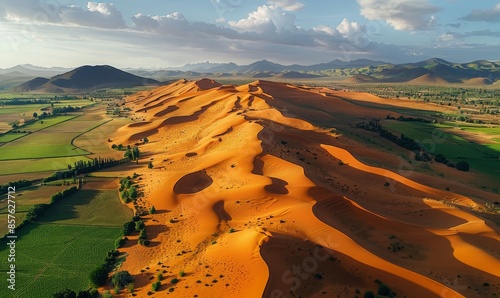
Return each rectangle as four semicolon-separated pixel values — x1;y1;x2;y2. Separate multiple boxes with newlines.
114;78;500;298
173;170;213;194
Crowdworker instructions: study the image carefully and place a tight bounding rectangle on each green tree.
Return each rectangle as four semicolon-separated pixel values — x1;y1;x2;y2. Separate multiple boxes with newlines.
143;137;149;143
377;283;391;296
135;220;145;231
53;289;76;298
112;271;134;289
149;205;156;214
33;112;38;118
456;160;470;171
152;281;161;292
363;290;375;298
148;162;153;169
89;265;109;287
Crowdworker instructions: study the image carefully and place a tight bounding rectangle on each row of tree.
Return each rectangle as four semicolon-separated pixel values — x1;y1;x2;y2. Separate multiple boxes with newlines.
0;179;31;195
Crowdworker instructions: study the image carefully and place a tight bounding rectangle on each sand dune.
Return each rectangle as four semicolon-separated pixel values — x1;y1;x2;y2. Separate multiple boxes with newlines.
109;78;500;298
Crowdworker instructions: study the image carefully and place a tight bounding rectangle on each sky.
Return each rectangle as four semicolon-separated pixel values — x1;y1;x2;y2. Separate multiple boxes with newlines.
0;0;500;68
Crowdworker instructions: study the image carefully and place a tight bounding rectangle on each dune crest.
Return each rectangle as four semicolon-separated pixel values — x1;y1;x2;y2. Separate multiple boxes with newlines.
113;79;499;298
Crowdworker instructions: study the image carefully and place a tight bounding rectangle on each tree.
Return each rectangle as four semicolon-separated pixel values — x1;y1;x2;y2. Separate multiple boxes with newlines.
112;271;134;289
456;160;470;171
143;137;149;143
33;112;38;118
147;162;153;169
152;281;161;292
53;289;76;298
89;265;109;287
377;283;391;296
363;290;375;298
76;289;99;298
149;205;156;214
135;220;145;231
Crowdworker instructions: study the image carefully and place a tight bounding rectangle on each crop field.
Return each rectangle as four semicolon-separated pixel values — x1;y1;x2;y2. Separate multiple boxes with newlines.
0;115;112;161
0;156;89;175
0;184;69;235
382;120;500;181
0;188;131;297
73;117;131;157
39;189;132;226
0;132;28;143
19;115;76;132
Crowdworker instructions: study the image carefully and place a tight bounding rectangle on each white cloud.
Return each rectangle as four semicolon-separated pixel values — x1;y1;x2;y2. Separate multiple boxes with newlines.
357;0;440;30
462;4;500;23
228;5;297;34
59;2;126;29
267;0;304;12
0;0;126;29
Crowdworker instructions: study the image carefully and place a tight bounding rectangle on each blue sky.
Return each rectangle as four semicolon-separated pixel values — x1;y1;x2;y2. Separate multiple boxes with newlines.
0;0;499;68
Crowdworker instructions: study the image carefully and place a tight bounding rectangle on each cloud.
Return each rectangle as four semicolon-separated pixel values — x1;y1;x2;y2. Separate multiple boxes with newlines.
0;0;126;29
60;2;126;29
462;4;500;23
267;0;304;11
357;0;440;30
228;5;297;34
439;30;500;41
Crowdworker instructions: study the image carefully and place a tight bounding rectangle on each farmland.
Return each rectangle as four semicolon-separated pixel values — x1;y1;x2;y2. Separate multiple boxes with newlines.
382;120;500;185
0;187;131;297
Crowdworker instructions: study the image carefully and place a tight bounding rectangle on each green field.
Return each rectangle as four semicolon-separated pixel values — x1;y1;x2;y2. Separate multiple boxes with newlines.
0;156;90;175
0;133;28;143
382;120;500;180
0;188;131;297
0;185;70;235
18;115;76;132
0;115;113;161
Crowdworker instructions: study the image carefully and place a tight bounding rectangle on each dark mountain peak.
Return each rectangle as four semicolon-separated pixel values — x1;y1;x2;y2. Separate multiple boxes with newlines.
49;65;159;89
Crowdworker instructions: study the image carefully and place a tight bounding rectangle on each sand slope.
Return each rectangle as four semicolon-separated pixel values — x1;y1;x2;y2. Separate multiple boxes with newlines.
109;79;500;298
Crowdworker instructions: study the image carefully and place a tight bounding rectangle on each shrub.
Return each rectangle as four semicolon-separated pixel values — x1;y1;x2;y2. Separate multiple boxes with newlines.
112;271;134;289
123;221;135;236
157;273;163;281
135;220;145;231
152;281;161;292
363;290;375;298
179;270;185;277
456;161;470;172
139;229;147;240
76;289;99;298
125;283;134;293
53;289;76;298
171;278;179;284
89;265;109;287
115;237;125;248
377;283;391;296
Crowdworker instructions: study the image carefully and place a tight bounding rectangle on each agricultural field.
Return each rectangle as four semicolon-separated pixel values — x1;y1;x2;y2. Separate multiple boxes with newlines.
0;156;90;176
0;184;69;235
0;187;131;297
382;120;500;183
73;117;132;157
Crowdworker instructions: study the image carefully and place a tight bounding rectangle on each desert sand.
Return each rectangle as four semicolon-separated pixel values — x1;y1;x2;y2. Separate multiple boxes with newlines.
107;79;499;298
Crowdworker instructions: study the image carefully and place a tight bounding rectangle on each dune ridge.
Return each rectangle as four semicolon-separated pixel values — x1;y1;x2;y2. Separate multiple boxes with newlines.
111;78;499;298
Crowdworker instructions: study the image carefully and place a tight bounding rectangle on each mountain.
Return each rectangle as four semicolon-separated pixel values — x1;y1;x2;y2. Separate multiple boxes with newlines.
13;65;160;92
0;65;69;77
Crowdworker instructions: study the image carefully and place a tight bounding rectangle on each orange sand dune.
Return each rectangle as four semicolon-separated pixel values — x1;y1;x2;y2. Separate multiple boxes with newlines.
107;78;500;298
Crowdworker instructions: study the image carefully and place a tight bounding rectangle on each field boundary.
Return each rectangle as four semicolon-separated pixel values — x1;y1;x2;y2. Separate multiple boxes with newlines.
70;118;114;154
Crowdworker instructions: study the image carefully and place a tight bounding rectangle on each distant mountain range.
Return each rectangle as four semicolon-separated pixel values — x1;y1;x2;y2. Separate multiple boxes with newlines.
132;58;500;84
2;58;500;92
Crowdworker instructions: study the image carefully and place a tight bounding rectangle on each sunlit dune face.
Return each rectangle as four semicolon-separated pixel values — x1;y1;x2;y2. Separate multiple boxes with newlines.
112;79;500;298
